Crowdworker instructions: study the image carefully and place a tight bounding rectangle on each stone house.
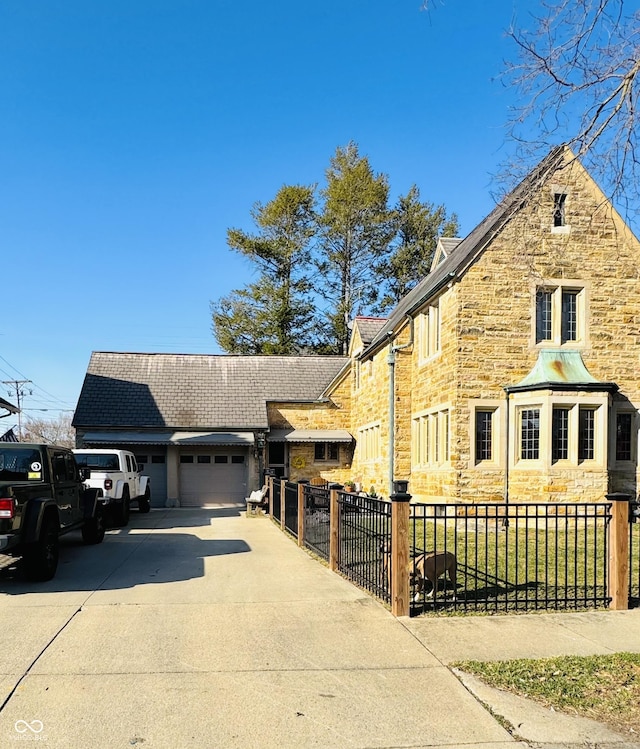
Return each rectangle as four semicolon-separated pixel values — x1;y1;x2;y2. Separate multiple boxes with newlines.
339;146;640;504
74;147;640;506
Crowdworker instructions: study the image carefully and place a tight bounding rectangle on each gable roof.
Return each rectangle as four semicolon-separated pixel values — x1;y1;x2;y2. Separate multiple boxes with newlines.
430;236;463;270
73;352;350;431
353;317;387;346
362;146;569;358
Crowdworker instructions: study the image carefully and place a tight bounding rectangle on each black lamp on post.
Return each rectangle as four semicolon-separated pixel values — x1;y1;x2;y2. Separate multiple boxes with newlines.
391;480;410;500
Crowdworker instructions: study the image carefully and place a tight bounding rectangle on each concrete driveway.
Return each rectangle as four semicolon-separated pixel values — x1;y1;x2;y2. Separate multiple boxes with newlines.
0;508;635;748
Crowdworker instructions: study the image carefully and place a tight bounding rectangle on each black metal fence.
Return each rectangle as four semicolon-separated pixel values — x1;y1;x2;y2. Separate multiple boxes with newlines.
269;480;631;615
409;503;611;613
272;480;281;523
302;484;332;561
337;492;391;603
283;482;299;538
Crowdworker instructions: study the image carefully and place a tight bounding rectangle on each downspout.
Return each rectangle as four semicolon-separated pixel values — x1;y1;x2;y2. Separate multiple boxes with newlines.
502;388;511;529
387;316;415;496
503;390;510;507
388;342;395;496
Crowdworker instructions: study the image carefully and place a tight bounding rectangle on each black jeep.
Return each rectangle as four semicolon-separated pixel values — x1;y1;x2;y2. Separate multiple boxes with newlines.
0;443;106;581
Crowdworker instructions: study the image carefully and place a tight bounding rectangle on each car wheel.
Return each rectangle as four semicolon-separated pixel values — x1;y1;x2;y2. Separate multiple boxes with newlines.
82;505;106;544
138;486;151;513
114;487;130;527
24;512;59;582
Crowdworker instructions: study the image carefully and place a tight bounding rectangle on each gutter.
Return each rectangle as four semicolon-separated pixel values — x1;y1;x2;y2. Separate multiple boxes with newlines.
362;272;456;362
403;272;457;319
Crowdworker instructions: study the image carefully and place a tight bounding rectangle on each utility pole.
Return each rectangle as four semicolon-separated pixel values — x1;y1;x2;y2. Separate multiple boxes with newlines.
2;380;32;441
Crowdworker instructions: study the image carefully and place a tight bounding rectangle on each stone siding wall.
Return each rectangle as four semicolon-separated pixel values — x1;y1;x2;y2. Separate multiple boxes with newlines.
408;284;459;502
347;338;392;497
452;157;640;504
267;372;353;483
322;155;640;505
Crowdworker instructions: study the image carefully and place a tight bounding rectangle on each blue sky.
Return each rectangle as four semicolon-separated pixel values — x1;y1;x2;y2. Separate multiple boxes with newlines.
1;0;541;425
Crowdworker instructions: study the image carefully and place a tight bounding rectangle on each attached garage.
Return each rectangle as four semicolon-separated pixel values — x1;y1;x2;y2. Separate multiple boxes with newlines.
79;431;254;508
179;450;248;506
133;452;168;507
73;353;351;507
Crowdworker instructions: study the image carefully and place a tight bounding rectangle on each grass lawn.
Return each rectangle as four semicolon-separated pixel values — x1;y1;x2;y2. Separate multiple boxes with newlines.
454;652;640;736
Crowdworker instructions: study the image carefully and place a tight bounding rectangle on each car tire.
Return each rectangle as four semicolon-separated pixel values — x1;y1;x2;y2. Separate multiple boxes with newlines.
114;487;130;527
24;512;59;582
138;486;151;513
82;505;106;545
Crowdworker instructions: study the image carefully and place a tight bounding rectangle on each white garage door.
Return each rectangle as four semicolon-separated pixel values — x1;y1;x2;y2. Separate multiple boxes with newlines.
179;450;248;507
134;452;167;507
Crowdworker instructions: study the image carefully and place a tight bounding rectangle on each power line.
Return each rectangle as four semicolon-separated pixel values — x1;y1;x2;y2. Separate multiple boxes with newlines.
0;355;72;409
2;379;32;440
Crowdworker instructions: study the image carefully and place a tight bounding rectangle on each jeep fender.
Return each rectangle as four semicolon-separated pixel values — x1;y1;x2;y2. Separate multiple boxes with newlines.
112;480;126;499
139;475;150;495
22;499;60;545
82;488;105;520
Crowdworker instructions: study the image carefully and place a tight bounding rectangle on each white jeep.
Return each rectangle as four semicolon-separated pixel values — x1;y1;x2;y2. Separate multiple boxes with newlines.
73;448;151;526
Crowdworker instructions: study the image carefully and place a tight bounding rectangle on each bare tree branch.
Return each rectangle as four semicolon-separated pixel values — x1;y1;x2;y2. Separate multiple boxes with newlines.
501;0;640;219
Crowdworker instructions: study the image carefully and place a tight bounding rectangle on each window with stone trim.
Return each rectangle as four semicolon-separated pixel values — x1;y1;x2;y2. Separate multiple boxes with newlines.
469;403;503;468
475;409;495;462
535;283;585;346
578;407;596;461
412;408;450;467
550;404;600;464
418;301;440;362
516;399;605;467
551;406;570;462
314;442;339;462
553;192;567;227
358;423;381;462
519;408;540;460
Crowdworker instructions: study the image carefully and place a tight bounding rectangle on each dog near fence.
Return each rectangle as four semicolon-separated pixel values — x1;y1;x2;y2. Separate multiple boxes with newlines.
379;539;458;603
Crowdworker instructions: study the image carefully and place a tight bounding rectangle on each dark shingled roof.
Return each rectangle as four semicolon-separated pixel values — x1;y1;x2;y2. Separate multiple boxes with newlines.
363;146;567;358
438;237;463;254
73;352;350;430
353;317;388;346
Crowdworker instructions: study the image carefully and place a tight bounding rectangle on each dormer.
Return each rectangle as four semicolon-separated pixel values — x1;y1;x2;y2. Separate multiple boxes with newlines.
430;236;462;272
348;316;387;358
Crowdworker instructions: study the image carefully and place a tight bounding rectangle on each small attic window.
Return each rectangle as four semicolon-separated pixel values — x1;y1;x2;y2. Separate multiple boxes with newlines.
553;193;567;227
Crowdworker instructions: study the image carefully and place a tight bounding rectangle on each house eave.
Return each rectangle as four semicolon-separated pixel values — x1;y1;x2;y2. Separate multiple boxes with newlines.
504;381;619;395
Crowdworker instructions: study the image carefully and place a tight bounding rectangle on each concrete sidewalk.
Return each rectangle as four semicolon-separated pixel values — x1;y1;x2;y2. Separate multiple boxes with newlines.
238;509;640;748
1;507;639;748
404;607;640;747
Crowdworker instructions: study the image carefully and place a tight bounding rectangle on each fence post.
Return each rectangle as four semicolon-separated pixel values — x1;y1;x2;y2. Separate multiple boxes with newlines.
280;479;286;531
391;481;411;617
267;475;273;517
606;493;630;610
329;488;339;572
297;483;305;546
